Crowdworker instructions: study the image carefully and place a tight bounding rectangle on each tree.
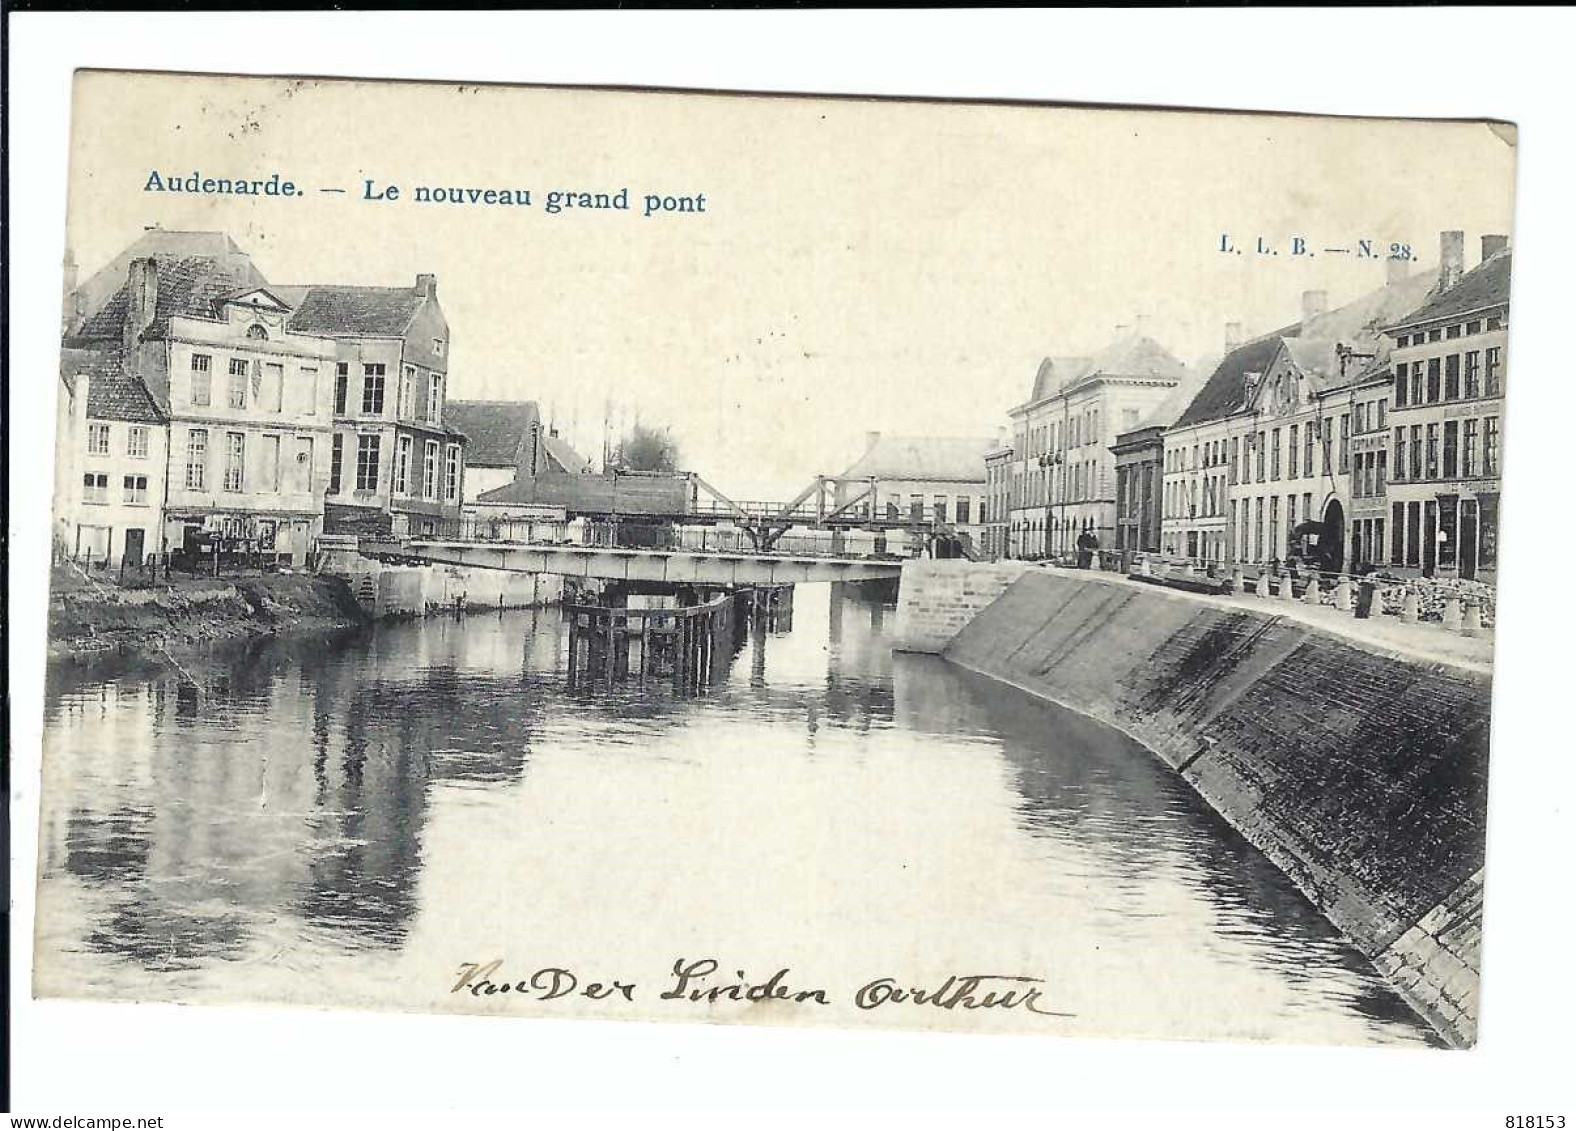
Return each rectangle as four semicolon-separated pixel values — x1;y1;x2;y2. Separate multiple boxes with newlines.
615;423;681;472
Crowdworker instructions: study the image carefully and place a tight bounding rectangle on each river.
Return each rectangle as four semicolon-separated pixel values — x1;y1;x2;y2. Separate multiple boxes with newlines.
34;581;1437;1046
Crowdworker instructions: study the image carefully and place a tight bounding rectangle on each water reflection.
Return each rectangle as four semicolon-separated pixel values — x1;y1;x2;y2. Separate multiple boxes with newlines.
37;587;1436;1046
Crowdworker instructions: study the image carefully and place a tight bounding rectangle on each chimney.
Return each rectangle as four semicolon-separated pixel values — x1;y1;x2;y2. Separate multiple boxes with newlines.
1224;321;1243;351
124;257;159;354
1300;289;1328;328
1113;323;1132;338
1439;230;1465;291
1385;254;1410;286
1243;370;1262;403
1480;234;1509;264
416;273;437;299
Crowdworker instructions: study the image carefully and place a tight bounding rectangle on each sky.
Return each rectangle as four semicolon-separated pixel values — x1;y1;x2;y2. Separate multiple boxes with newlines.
65;73;1517;499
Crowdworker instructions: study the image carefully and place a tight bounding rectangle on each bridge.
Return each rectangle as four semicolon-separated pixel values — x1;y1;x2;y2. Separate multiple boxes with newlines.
360;536;904;585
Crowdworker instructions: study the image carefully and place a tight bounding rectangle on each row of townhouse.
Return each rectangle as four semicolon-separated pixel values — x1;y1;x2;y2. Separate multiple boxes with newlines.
54;228;472;568
1154;230;1510;583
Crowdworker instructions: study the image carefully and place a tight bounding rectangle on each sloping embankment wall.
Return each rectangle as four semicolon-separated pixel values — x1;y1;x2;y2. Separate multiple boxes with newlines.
940;569;1491;1047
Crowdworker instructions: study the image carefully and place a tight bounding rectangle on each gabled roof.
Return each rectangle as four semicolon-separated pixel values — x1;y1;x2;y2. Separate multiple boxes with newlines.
542;432;592;475
60;347;165;424
69;255;265;345
1172;328;1298;428
67;229;261;334
283;285;425;337
1386;250;1512;331
837;434;996;483
444;400;541;467
1173;268;1440;429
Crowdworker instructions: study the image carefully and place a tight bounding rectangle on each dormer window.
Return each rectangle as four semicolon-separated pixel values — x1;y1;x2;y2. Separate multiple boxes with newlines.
246;324;269;340
432;338;445;356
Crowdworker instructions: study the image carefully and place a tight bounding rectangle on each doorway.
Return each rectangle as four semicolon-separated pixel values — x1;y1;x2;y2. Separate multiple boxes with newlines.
123;528;145;569
1320;498;1346;573
1459;499;1479;580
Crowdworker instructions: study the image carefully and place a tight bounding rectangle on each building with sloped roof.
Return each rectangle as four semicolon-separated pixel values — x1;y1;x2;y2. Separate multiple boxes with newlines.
64;249;340;565
1159;248;1446;573
53;346;170;566
445;400;594;504
1380;234;1511;582
830;431;997;556
1005;326;1189;560
277;275;467;537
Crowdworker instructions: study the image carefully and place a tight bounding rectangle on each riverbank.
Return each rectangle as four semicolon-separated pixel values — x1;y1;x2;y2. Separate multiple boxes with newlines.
907;562;1490;1048
47;565;369;662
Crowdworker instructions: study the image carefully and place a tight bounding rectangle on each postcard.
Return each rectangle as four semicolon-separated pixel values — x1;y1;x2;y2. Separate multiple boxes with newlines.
36;69;1515;1050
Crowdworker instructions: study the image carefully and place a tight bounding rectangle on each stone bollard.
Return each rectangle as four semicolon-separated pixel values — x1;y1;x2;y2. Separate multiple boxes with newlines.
1462;599;1483;637
1279;573;1296;602
1138;555;1153;578
1255;570;1271;599
1400;589;1420;624
1335;575;1353;613
1183;560;1197;579
1303;573;1322;606
1231;566;1245;594
1442;596;1463;634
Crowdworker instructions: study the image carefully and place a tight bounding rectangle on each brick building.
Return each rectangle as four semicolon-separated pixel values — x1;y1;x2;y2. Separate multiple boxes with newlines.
278;277;468;537
1381;233;1511;582
445;399;592;504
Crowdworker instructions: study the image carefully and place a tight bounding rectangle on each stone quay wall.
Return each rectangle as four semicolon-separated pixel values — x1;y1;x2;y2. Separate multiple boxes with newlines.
933;564;1491;1048
891;559;1028;652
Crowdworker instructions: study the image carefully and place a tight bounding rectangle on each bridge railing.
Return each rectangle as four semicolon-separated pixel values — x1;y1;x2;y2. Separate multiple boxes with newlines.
411;516;914;561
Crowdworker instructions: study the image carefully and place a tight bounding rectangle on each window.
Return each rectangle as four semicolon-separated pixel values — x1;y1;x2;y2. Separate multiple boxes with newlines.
229;358;249;408
301;367;318;414
1462;419;1478;478
1485;347;1502;396
126;425;148;458
445;444;461;503
362;364;386;415
1445;354;1461;400
428;373;442;425
265;362;284;412
1287;425;1299;479
334;363;349;414
1426;358;1441;403
122;474;148;505
1393;426;1406;482
246;323;269;340
1464;351;1481;398
186;429;208;489
1255;431;1266;482
1271;429;1282;480
329;433;344;494
82;473;108;504
191;354;212;405
1303;425;1314;478
400;366;416;419
294;436;314;495
1323;417;1334;473
433;337;445;356
1394;363;1408;407
224;432;246;492
1228;437;1239;485
1484;417;1500;475
262;434;282;492
934;495;948;523
1444;420;1459;479
395;435;413;495
1425;423;1439;479
1409;361;1424;405
1447;324;1462;340
1409;425;1422;481
87;423;110;455
1377;397;1387;430
1376;451;1387;494
356;434;381;492
1338;414;1350;474
423;440;439;500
